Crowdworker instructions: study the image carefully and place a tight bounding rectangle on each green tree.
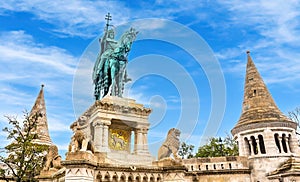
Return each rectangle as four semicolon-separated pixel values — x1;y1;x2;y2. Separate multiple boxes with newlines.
195;134;238;158
178;142;194;159
0;112;48;182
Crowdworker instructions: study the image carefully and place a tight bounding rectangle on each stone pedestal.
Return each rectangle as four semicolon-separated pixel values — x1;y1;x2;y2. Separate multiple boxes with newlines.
69;96;154;166
62;152;97;182
153;158;186;182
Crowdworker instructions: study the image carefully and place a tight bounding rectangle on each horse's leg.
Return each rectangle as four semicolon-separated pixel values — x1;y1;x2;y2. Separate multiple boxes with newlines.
110;60;117;96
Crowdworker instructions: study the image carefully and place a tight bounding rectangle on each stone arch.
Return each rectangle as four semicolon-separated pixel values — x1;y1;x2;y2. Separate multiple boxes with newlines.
244;137;251;155
274;133;281;153
250;136;258;155
288;134;293;153
128;175;134;182
119;174;126;182
157;176;162;182
112;174;118;182
103;172;110;182
142;175;148;182
258;134;266;154
149;175;155;182
135;175;141;182
282;133;288;153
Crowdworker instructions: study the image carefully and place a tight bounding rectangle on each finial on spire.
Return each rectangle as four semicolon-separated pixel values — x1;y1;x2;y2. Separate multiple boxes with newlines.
41;84;44;88
246;50;250;54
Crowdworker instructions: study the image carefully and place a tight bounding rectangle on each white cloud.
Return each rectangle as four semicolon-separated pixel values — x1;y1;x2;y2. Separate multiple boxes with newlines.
0;0;209;37
0;30;77;148
214;1;300;87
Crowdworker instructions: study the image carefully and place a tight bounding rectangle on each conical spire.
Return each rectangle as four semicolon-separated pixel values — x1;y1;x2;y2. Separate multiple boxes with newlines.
30;84;52;145
235;51;291;126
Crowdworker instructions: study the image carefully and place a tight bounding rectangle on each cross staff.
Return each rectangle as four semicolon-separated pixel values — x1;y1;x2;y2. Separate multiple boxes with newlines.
105;12;112;32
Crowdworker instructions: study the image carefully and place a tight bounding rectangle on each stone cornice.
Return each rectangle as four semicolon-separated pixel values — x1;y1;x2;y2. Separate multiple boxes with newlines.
232;120;297;136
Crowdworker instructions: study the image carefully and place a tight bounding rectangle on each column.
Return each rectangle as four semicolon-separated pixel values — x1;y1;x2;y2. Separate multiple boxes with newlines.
134;129;143;154
142;129;149;151
278;136;283;153
256;138;261;154
93;121;103;152
285;137;291;153
101;118;111;152
249;140;253;156
103;125;109;151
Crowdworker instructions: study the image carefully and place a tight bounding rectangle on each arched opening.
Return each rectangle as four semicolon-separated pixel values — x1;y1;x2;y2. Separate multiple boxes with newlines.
149;176;155;182
258;135;266;154
157;177;161;182
244;137;251;155
191;165;193;171
282;134;288;153
103;173;110;182
120;175;126;182
288;134;293;153
135;176;140;182
128;176;133;182
274;133;281;153
112;175;118;182
250;136;258;155
143;176;148;182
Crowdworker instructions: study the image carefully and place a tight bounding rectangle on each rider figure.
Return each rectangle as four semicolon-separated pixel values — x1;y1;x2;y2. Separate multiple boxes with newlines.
98;28;118;74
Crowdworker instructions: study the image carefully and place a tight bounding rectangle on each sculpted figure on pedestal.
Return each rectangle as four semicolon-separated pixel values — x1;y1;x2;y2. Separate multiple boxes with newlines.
158;128;181;160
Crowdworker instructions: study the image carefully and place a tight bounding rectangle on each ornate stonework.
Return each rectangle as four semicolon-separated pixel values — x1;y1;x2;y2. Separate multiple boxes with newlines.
35;51;300;182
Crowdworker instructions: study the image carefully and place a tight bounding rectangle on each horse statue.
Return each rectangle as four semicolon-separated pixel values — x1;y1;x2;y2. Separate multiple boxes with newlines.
93;27;138;100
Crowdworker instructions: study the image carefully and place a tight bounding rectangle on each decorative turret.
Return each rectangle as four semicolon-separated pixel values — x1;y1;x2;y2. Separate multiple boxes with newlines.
30;84;52;145
232;51;292;129
231;51;299;182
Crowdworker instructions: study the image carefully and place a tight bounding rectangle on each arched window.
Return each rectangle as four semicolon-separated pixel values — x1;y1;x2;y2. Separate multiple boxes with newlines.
258;135;266;154
244;137;251;155
250;136;258;155
282;134;288;153
274;133;281;153
288;134;293;153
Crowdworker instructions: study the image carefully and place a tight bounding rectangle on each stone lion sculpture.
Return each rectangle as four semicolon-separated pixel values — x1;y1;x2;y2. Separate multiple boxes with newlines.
43;144;62;171
69;130;94;153
158;128;181;160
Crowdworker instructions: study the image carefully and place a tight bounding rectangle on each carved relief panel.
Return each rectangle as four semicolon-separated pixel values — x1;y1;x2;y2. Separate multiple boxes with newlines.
109;128;131;151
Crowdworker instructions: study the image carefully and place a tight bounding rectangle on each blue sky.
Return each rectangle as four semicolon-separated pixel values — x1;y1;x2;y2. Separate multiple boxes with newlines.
1;0;300;157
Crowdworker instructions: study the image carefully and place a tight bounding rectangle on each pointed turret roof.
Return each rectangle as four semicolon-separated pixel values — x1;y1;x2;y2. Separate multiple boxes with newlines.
30;84;52;145
232;51;295;134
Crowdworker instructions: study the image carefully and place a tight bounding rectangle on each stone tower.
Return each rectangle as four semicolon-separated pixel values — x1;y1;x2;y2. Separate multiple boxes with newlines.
30;84;52;145
231;51;299;181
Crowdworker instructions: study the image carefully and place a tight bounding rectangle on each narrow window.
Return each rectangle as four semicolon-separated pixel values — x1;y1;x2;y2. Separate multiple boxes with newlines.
206;165;208;170
244;137;251;155
221;164;224;169
282;134;288;153
229;163;232;169
258;135;266;154
251;136;258;155
198;165;201;170
253;89;257;96
274;133;281;153
191;165;193;171
213;164;216;169
288;134;293;153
